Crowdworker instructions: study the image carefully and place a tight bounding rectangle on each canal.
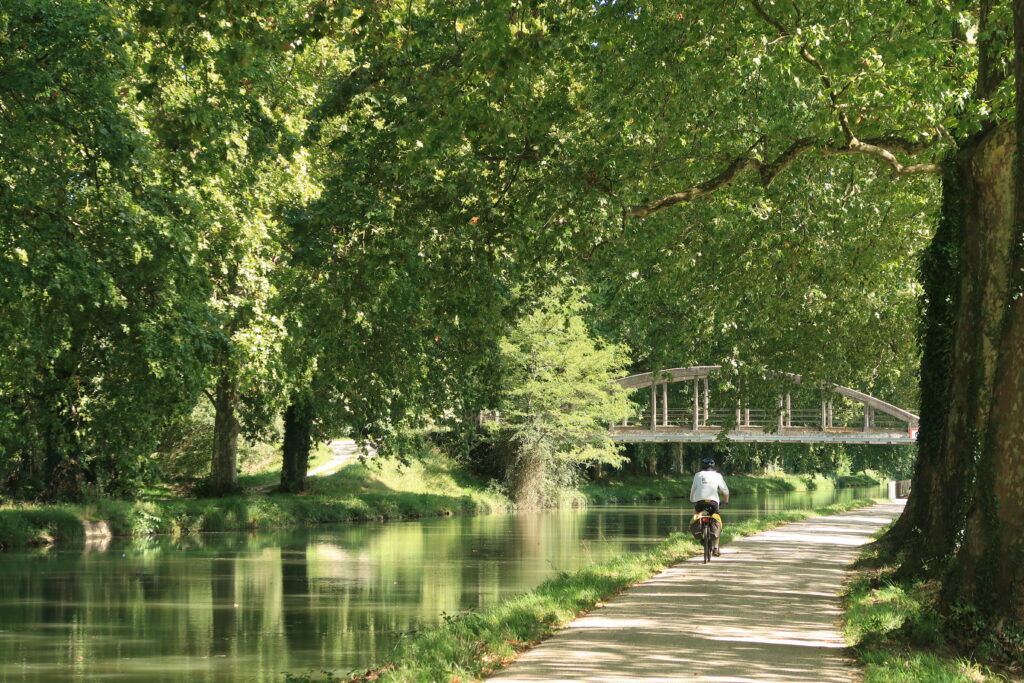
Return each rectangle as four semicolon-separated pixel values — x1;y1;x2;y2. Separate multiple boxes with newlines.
0;485;885;681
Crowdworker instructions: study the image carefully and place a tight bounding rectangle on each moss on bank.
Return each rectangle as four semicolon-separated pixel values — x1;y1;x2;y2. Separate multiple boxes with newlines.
843;529;1018;682
0;453;511;550
281;499;878;683
581;471;881;504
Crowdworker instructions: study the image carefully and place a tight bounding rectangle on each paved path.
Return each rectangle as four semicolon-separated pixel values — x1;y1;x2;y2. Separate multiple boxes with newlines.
487;502;904;683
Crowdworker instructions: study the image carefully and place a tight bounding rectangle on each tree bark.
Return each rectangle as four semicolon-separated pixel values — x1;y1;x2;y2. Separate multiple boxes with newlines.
941;6;1024;626
886;124;1017;578
280;393;314;494
210;371;240;496
884;152;964;562
946;271;1024;626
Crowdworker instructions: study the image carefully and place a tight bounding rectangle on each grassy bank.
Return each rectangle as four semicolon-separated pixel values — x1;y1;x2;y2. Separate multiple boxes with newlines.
0;452;511;551
581;471;881;504
0;455;882;552
281;499;877;683
843;530;1017;682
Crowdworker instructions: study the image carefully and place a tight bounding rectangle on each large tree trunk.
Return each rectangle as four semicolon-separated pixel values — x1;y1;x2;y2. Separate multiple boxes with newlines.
946;272;1024;627
887;125;1017;577
941;10;1024;628
210;371;240;496
280;393;314;494
884;152;965;563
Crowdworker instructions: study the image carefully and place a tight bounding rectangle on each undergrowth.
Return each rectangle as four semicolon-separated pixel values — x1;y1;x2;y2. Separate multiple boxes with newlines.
843;527;1018;682
581;471;881;504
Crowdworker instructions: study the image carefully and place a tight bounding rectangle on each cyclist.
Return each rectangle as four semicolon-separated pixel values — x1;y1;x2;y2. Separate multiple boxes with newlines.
690;458;730;557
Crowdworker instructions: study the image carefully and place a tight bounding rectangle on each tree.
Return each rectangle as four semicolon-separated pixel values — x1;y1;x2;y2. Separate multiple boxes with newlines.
275;0;590;492
0;0;211;499
491;293;632;507
129;1;345;495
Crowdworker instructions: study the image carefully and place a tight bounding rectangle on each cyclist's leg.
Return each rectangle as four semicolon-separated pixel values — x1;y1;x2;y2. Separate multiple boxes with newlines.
708;500;722;554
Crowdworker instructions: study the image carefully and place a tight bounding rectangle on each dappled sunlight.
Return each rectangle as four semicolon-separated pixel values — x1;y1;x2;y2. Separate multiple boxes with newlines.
488;503;903;682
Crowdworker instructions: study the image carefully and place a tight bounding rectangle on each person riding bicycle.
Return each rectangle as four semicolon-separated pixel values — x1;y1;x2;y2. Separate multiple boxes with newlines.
689;458;730;557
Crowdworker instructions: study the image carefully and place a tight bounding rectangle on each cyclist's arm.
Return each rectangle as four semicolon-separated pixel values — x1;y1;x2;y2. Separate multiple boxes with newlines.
719;475;730;504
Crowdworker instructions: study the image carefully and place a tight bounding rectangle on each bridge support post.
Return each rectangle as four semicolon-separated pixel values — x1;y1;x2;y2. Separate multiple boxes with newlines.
785;393;792;427
744;407;751;427
703;377;710;426
862;404;871;432
777;397;784;432
693;379;699;430
650;378;657;430
821;401;827;429
662;380;668;427
827;400;833;427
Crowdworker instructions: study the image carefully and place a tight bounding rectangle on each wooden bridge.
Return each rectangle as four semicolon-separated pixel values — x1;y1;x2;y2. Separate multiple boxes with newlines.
612;366;919;445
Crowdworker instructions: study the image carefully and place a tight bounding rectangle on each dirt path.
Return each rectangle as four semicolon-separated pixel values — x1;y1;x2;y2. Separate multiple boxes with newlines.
307;439;375;477
252;439;374;492
487;502;904;683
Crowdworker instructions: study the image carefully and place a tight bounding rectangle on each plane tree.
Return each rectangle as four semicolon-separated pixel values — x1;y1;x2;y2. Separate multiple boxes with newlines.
0;0;213;498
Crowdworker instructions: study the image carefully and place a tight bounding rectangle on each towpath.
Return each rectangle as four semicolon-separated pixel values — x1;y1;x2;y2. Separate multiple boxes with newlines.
487;501;903;683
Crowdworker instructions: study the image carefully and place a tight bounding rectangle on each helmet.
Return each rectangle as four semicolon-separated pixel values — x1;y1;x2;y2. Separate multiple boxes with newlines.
702;458;715;467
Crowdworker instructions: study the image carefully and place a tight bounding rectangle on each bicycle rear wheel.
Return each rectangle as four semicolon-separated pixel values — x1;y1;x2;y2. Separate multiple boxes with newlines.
702;522;711;563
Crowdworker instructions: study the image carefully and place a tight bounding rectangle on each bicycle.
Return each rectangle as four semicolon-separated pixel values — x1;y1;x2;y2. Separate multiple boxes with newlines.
695;501;726;563
697;505;715;563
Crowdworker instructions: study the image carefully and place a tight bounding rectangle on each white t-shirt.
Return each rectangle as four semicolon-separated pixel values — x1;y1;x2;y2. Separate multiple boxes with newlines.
690;469;729;503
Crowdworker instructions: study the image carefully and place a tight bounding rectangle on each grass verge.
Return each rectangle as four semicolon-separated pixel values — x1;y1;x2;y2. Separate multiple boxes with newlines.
281;499;878;683
0;451;512;551
581;471;881;504
843;528;1017;682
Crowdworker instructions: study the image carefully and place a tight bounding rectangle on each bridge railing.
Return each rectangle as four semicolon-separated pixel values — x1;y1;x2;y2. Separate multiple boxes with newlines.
619;406;920;431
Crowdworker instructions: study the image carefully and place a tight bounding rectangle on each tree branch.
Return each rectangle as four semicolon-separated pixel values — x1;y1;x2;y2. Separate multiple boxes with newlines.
823;139;943;176
749;0;791;38
623;3;943;220
625;138;816;218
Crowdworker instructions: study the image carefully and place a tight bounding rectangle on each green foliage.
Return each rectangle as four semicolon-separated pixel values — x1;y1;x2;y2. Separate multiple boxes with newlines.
0;0;215;499
581;471;881;504
490;293;633;506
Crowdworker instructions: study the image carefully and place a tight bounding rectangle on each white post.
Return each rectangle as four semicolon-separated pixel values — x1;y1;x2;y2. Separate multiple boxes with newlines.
777;396;784;432
863;404;870;432
650;377;657;430
744;407;751;427
785;393;792;427
662;380;669;426
693;379;699;430
703;377;710;426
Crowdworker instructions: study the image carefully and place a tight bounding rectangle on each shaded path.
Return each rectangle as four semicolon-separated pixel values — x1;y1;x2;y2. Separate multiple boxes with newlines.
487;502;903;683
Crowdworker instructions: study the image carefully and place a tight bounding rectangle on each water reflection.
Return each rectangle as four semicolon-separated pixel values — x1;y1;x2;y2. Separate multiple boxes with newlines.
0;485;884;681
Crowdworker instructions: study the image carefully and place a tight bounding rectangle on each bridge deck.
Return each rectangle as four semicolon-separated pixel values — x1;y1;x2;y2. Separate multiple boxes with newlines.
610;426;916;445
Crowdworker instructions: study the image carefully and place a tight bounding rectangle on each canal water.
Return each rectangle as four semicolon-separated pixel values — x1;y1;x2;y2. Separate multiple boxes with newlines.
0;485;885;682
